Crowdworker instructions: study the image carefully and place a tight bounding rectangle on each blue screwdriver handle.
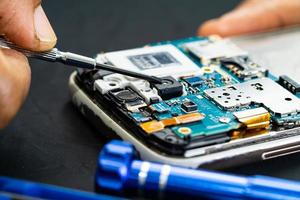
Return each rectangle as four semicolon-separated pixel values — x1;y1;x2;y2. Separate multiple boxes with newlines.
96;140;300;200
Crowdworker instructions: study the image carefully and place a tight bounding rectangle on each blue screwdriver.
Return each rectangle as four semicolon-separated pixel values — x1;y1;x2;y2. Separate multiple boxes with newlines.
96;140;300;200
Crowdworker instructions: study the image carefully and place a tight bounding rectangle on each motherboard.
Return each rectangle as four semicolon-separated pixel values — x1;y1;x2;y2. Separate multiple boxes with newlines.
76;36;300;156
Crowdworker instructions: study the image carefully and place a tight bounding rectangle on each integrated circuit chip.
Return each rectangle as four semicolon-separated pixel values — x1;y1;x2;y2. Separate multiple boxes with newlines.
96;44;201;78
183;76;202;87
149;102;170;113
181;100;198;113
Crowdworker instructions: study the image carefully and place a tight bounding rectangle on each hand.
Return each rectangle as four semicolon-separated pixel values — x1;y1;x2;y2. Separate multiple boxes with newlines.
0;0;56;128
198;0;300;37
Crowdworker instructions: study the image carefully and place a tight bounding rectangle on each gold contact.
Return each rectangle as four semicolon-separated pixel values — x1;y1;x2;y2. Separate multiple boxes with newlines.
140;121;165;134
176;113;204;123
140;113;204;134
178;127;192;135
202;66;214;74
239;113;270;129
232;107;270;139
214;65;232;83
231;129;269;139
237;112;270;130
233;107;270;130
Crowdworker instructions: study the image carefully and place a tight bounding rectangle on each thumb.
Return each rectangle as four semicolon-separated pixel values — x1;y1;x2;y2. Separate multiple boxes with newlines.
0;49;31;128
198;0;300;37
0;0;57;51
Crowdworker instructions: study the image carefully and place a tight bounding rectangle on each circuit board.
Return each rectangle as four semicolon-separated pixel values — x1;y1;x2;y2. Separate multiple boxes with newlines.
76;36;300;155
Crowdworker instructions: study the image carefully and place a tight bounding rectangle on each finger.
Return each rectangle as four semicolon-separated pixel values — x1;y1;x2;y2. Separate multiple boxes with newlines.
0;48;31;128
0;0;57;51
198;0;300;37
235;0;261;9
198;7;281;37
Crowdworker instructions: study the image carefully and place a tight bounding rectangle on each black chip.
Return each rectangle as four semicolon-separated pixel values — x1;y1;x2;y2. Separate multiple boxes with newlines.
150;97;160;104
278;75;300;94
181;100;198;113
151;76;183;100
92;69;114;80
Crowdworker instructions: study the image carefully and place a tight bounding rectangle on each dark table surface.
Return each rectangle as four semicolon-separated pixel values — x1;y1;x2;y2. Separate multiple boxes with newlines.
1;0;300;193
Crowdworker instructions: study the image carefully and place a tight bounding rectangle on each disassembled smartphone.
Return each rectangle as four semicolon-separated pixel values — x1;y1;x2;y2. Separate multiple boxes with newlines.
69;31;300;169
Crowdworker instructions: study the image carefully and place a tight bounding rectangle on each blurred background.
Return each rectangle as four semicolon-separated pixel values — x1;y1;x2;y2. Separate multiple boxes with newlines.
1;0;300;192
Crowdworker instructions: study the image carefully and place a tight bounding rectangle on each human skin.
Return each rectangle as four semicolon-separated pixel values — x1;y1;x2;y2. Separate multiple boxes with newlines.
198;0;300;37
0;0;56;128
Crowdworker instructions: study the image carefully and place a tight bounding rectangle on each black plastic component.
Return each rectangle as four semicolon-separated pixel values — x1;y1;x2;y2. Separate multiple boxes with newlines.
151;129;187;155
108;87;145;107
113;89;139;102
186;133;231;149
92;69;114;79
181;100;198;113
278;75;300;94
220;56;249;69
76;69;116;94
75;69;98;93
151;76;183;100
149;97;160;104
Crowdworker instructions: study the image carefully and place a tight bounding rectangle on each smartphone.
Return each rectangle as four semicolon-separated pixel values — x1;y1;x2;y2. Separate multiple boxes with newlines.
69;27;300;169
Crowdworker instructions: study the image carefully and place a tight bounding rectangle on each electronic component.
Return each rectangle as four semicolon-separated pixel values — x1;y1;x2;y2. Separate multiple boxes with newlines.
204;77;300;116
219;117;231;124
96;44;201;78
181;100;198;113
109;88;146;112
278;75;300;94
201;66;215;74
94;73;130;94
129;80;161;104
149;102;170;113
130;112;152;123
183;38;247;60
183;76;202;87
92;69;114;79
110;88;140;102
94;79;121;94
233;107;270;130
151;76;183;100
140;113;204;134
220;56;267;80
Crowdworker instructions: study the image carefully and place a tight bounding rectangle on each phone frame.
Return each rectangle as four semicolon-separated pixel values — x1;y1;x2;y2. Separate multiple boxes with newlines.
69;71;300;169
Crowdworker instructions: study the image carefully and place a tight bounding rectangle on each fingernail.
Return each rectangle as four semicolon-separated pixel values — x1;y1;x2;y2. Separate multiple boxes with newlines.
34;5;57;43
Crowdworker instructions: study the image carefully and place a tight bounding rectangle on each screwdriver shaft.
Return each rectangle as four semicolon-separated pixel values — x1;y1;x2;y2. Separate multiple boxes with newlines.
0;37;163;84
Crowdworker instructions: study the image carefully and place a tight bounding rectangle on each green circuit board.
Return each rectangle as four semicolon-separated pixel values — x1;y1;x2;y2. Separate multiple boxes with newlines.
77;36;300;154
